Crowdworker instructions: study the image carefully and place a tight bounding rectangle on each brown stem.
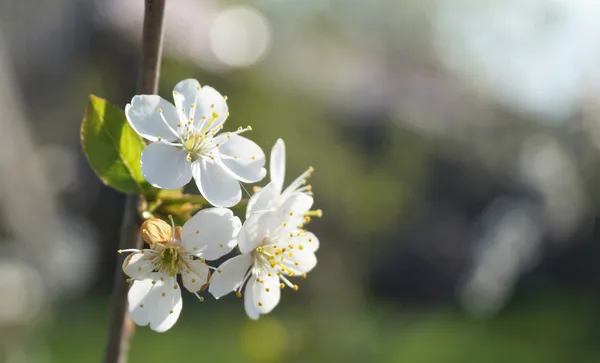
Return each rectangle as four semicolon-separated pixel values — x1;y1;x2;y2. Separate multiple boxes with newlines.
137;0;167;94
102;1;166;363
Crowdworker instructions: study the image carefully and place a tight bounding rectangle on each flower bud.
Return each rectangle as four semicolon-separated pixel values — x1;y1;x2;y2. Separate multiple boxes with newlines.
141;218;172;245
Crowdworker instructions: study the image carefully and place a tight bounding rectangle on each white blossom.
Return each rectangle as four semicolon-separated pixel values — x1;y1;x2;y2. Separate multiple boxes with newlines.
121;208;241;332
125;78;266;207
209;193;321;319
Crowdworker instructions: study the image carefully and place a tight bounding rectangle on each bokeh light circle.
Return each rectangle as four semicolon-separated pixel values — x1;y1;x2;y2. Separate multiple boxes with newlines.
209;6;271;68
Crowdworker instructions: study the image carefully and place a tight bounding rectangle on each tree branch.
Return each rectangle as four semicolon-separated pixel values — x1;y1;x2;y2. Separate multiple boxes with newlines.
102;1;166;363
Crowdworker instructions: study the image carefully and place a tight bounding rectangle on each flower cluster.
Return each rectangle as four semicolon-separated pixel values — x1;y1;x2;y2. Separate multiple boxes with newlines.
121;79;322;332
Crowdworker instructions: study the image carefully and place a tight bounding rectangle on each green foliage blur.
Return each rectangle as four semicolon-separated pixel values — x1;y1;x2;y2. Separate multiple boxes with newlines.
48;294;599;363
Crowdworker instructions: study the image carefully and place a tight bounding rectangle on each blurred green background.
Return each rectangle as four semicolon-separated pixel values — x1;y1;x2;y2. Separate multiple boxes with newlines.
2;0;600;362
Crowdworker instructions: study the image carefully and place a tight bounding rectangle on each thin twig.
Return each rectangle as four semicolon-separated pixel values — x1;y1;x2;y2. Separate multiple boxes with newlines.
137;0;167;94
102;1;166;363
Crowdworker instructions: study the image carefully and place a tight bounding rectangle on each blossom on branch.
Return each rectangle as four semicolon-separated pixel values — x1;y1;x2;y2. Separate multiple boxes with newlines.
121;209;241;332
125;78;266;207
209;191;322;319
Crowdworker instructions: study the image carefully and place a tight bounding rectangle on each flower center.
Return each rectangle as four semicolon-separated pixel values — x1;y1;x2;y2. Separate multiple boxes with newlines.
253;243;298;277
159;245;181;276
178;114;223;162
157;102;255;163
158;107;223;161
233;239;306;299
150;242;195;277
181;132;218;162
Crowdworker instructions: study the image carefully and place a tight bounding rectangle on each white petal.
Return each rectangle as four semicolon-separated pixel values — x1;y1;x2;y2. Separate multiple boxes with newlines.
279;191;314;215
238;210;275;254
270;139;286;192
173;79;200;126
128;274;182;332
181;259;210;293
193;159;241;208
208;254;252;299
125;95;180;142
150;279;183;332
128;278;154;327
244;282;260;320
218;135;267;183
284;249;317;275
246;182;279;218
295;231;319;252
195;86;229;132
181;208;242;260
122;250;156;279
141;142;193;189
271;193;314;230
247;273;281;315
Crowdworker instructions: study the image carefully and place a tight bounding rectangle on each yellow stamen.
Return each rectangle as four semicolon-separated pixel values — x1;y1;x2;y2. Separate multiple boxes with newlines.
304;209;323;217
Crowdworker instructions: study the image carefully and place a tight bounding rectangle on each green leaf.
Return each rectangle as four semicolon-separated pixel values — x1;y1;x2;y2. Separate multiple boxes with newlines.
81;95;150;194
